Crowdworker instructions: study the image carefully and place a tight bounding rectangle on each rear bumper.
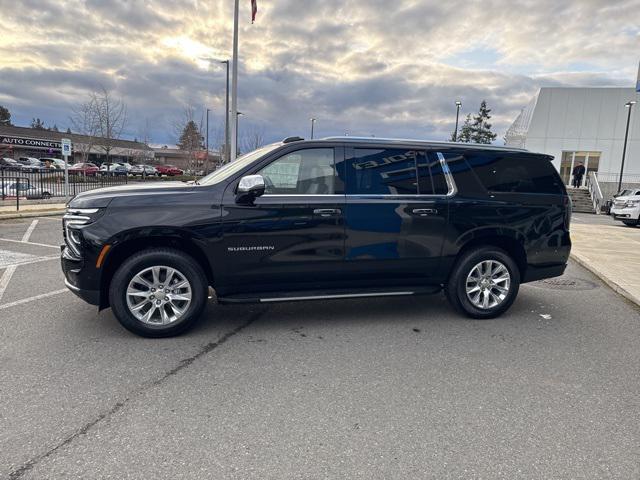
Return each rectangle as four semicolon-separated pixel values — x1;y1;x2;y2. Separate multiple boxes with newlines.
522;263;567;283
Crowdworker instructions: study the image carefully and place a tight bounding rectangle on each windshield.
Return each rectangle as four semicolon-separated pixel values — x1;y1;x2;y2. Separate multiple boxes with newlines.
199;143;281;185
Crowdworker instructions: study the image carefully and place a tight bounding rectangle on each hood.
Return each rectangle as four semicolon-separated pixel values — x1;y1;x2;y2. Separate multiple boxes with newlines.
68;181;194;209
614;195;640;202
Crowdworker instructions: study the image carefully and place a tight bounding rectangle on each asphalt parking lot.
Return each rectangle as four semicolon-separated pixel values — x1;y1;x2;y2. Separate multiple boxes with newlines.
1;215;639;479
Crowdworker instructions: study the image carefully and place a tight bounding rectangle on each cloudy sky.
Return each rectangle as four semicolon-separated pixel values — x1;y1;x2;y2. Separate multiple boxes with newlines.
1;0;639;147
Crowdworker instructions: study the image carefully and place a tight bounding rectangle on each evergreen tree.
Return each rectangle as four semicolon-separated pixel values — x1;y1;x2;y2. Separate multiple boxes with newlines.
457;114;474;143
66;127;72;134
31;117;46;130
470;100;497;144
51;124;59;132
0;105;11;125
177;120;203;151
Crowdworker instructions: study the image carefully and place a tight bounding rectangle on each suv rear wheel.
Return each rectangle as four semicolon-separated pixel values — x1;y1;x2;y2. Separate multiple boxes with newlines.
109;248;208;337
446;247;520;319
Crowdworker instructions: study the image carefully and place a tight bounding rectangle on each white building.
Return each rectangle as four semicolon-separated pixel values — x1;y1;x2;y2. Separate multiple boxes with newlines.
505;87;639;187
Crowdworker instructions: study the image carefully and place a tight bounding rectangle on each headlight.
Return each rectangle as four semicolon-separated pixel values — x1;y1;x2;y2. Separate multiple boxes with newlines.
63;208;103;258
624;200;640;208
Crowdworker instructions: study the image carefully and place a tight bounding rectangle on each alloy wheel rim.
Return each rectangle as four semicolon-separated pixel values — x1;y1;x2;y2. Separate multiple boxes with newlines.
465;260;511;310
126;265;192;325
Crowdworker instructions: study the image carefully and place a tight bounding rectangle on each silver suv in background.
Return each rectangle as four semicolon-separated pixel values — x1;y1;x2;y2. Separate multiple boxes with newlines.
610;192;640;226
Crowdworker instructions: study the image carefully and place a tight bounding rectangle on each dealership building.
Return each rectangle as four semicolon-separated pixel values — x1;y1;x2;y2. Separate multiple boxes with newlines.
505;87;639;187
0;125;154;164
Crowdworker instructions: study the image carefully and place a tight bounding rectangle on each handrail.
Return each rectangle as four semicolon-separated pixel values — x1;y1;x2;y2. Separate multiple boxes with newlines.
586;171;603;214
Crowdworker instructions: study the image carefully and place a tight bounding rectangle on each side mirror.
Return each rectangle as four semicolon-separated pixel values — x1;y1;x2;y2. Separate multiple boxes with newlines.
236;174;266;204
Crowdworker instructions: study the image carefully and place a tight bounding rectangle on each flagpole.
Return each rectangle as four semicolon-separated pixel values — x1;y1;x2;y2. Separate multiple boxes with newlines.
230;0;239;161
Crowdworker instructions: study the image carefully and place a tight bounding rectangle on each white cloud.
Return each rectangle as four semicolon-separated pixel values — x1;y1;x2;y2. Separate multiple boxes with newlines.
0;0;638;145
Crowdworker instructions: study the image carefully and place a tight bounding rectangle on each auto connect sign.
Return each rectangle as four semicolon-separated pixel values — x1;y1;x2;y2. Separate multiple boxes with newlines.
0;135;63;151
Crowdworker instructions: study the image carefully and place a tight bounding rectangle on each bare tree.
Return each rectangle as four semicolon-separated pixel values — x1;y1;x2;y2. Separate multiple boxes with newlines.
241;125;265;153
92;87;127;163
69;96;99;163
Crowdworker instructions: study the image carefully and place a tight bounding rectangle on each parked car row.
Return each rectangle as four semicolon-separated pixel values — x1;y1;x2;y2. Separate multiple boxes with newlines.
1;158;185;177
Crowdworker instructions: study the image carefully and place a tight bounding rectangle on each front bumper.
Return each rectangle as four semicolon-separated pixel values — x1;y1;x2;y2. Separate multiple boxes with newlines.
610;205;640;219
61;246;100;305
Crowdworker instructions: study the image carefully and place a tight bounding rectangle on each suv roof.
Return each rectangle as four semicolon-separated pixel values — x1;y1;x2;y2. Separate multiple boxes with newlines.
282;136;530;153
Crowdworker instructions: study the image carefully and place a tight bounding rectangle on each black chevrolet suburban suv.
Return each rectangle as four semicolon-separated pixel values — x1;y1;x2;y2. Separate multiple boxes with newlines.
61;137;571;337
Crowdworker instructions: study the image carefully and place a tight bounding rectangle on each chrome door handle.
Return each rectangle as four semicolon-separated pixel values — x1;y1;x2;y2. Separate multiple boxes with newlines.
313;208;341;217
412;208;438;216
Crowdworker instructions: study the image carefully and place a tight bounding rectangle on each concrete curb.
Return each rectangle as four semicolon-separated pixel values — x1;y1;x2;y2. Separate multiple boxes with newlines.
570;252;640;308
0;210;65;220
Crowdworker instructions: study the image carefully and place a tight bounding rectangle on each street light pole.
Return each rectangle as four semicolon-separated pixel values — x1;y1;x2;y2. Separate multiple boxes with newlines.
206;108;210;152
618;100;636;193
453;101;462;142
310;118;316;139
220;60;230;163
235;111;243;155
230;0;239;161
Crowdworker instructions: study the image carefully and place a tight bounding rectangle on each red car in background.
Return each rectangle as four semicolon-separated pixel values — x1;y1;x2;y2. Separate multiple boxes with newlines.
155;164;184;176
69;162;99;176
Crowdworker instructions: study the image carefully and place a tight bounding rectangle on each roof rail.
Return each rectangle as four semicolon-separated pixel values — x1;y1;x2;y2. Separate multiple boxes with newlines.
282;136;304;143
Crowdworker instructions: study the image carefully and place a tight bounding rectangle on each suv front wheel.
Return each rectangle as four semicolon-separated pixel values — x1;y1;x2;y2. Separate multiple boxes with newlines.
109;248;208;337
446;247;520;319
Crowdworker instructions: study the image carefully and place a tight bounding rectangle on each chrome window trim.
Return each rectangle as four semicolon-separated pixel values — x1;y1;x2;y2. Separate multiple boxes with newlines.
437;151;458;197
262;194;344;198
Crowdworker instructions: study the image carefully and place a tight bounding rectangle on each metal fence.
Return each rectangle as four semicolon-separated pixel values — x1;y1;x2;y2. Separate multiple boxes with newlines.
1;169;130;209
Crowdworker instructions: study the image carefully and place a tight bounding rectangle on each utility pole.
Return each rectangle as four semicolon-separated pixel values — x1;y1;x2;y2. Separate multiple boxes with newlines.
230;0;239;160
206;108;210;172
453;101;462;142
618;100;636;193
221;60;230;163
310;118;316;139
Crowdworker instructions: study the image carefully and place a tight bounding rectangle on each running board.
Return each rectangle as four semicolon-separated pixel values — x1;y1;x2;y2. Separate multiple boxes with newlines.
217;285;441;304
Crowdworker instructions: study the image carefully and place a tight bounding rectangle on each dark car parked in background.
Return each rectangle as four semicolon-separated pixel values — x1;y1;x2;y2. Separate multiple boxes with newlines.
99;163;128;176
61;137;571;337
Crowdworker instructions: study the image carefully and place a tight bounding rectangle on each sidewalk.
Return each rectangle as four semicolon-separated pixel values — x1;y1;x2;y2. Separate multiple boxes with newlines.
570;220;640;307
0;202;66;220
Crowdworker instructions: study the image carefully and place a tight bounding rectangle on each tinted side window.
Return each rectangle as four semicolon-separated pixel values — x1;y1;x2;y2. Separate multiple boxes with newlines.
467;152;563;194
441;151;487;197
259;148;336;195
348;148;418;195
417;152;449;195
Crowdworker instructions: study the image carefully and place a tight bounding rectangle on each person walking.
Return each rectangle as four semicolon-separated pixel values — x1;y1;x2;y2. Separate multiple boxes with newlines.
572;162;586;188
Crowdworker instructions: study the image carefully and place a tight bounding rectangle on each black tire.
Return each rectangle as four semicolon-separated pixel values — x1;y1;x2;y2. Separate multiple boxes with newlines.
445;247;520;319
623;220;638;227
109;248;208;337
42;192;51;199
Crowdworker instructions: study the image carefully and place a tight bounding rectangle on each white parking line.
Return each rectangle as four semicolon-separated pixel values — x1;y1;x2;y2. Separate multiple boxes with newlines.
0;238;60;249
0;288;69;310
21;219;39;242
0;265;17;303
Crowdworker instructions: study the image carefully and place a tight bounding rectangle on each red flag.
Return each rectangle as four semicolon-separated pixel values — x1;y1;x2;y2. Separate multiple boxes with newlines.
251;0;257;23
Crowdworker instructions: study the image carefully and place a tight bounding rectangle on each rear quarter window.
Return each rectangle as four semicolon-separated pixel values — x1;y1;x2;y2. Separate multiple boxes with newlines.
466;152;563;195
